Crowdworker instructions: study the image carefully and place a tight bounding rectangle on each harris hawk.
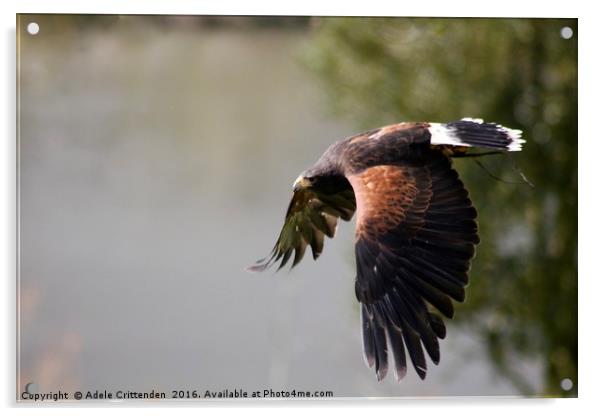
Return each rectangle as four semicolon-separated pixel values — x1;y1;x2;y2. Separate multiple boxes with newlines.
248;118;525;381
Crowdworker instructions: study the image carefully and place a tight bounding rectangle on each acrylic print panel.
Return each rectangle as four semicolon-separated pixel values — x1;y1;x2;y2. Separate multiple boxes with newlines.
17;14;577;401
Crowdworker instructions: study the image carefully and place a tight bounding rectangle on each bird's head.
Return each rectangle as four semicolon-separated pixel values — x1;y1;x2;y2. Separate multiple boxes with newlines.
292;165;351;196
293;173;316;192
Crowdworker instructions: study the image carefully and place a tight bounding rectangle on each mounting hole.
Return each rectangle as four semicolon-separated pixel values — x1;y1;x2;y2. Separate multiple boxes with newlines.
560;378;573;391
560;26;573;40
25;382;38;394
27;22;40;35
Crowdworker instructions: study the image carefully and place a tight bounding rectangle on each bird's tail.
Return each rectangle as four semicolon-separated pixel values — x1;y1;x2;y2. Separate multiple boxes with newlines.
428;118;525;152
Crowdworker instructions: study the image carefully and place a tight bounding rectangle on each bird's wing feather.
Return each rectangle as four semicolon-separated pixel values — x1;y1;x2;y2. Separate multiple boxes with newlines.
248;187;356;272
347;153;479;381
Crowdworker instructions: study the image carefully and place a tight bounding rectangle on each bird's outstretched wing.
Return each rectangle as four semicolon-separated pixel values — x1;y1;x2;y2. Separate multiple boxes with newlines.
248;187;356;272
347;153;479;381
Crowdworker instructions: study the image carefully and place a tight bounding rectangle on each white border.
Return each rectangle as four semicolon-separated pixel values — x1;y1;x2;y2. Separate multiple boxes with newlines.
8;0;582;17
2;0;599;414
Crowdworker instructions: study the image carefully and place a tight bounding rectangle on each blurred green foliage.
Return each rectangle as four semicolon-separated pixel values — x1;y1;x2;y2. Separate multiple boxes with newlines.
305;17;577;396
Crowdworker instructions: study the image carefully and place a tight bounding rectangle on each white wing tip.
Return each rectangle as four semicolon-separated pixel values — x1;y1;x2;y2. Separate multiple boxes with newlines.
461;117;484;124
500;126;525;151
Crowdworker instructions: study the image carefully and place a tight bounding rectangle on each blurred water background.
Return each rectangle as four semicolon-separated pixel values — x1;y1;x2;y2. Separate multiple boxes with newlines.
17;15;576;398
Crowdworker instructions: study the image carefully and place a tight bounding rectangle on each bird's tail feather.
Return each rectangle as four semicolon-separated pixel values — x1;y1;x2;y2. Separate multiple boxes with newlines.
428;118;525;152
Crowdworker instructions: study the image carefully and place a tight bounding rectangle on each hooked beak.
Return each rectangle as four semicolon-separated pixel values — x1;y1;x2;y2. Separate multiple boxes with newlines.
293;175;312;192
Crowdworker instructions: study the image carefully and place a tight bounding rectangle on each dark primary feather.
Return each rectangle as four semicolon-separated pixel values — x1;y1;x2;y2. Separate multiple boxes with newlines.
349;153;478;381
247;187;356;272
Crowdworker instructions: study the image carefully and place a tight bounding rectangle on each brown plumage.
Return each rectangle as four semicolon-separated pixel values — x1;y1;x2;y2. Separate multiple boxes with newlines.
248;119;524;381
348;165;422;240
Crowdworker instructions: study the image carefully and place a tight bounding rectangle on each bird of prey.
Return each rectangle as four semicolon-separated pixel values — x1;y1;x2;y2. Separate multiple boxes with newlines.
248;118;524;381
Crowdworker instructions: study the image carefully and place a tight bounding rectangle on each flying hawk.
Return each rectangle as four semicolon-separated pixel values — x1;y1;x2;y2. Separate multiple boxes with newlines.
249;118;524;381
